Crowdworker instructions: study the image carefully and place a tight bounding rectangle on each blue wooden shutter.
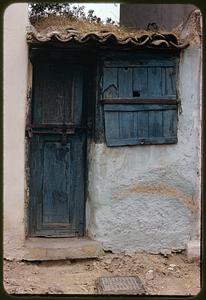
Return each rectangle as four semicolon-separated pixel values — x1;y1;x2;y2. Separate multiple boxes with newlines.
102;56;178;146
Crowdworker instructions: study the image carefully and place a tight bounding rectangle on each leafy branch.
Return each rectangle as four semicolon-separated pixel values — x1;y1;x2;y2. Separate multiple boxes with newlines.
29;3;117;25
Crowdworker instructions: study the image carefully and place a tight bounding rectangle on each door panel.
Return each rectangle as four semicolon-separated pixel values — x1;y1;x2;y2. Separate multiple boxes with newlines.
42;140;71;224
29;62;86;237
32;64;84;125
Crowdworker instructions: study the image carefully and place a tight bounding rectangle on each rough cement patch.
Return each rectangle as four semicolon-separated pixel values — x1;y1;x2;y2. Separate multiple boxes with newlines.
87;142;198;253
113;182;197;214
92;195;193;253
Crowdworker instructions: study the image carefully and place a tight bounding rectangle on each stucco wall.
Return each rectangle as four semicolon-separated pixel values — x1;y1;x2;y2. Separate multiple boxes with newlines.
86;46;201;253
4;3;29;259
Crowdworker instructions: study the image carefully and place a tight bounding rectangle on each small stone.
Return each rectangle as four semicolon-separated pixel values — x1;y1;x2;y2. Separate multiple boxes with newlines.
104;258;112;264
169;264;176;268
146;269;154;280
125;253;133;258
168;267;174;271
160;249;172;257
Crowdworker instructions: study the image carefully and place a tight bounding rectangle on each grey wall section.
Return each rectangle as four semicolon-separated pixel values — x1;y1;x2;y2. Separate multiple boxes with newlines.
120;4;196;31
86;46;201;253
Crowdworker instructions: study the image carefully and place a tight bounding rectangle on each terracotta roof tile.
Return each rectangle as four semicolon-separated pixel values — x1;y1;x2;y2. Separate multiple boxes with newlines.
27;22;189;49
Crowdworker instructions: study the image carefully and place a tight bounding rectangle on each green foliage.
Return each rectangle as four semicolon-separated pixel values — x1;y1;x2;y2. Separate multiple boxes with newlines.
29;3;73;18
29;3;117;24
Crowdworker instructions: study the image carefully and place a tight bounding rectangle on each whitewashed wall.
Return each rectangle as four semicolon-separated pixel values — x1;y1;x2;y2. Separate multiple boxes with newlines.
4;3;29;259
86;45;201;253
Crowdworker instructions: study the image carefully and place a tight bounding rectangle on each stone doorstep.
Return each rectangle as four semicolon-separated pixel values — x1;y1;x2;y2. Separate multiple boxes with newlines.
23;237;104;261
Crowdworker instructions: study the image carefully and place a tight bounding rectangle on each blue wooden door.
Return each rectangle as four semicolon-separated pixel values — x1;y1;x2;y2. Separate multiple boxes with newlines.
28;62;86;237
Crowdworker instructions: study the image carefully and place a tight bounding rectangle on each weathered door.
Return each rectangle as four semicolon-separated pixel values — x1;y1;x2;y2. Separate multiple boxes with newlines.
28;62;87;237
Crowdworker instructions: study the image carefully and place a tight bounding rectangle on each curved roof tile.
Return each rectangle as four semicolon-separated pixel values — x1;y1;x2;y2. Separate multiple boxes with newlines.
27;25;189;49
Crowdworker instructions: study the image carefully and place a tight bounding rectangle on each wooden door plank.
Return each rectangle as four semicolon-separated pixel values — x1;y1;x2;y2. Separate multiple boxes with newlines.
70;134;86;235
63;65;73;124
43;65;65;124
42;141;71;224
73;67;84;125
29;135;43;234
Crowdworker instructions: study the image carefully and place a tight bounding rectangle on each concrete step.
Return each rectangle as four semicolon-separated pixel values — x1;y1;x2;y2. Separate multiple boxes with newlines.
23;237;104;261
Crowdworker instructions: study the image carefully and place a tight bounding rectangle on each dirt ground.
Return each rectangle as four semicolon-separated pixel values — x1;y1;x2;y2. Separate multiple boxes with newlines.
4;251;200;295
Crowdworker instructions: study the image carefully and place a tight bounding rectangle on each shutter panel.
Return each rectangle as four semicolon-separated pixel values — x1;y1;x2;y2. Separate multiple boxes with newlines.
103;67;118;98
104;104;177;146
118;67;133;97
133;68;148;97
102;55;178;146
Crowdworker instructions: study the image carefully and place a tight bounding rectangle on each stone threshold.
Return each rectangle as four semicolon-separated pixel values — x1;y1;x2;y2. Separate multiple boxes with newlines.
23;237;104;261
